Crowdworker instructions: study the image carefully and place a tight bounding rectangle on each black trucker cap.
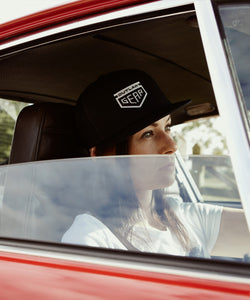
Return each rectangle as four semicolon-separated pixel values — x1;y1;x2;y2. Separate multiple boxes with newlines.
76;69;191;149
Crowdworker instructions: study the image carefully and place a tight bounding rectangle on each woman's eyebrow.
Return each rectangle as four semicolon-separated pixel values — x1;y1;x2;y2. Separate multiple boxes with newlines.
151;116;171;127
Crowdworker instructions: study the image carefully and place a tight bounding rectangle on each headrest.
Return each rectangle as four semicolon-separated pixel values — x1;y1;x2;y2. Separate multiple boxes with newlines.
9;103;78;164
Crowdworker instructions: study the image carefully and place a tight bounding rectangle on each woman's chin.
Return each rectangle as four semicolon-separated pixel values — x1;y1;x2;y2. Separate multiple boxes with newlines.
136;175;176;191
152;178;176;190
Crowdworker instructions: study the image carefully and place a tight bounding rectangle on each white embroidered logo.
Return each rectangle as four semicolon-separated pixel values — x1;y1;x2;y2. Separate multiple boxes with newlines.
114;81;147;108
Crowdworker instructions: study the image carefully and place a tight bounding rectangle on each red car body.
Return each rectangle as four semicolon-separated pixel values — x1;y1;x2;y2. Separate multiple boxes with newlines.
0;249;249;299
0;0;152;42
0;0;250;299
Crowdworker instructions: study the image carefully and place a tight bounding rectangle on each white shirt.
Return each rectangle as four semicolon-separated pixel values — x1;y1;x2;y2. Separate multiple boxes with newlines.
62;202;223;258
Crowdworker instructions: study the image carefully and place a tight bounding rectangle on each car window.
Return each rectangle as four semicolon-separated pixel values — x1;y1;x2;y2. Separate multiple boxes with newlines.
172;116;241;208
0;154;247;261
0;98;30;164
0;5;249;265
0;99;31;205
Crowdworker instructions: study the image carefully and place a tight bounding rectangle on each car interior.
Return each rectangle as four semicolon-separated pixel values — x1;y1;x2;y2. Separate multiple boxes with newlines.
0;5;217;129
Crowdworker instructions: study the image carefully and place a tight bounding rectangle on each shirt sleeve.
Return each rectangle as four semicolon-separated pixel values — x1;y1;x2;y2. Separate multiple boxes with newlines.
180;203;223;253
61;214;127;250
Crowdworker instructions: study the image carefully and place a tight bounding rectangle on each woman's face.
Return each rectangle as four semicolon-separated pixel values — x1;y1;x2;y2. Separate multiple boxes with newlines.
90;115;178;190
128;115;177;155
128;115;177;191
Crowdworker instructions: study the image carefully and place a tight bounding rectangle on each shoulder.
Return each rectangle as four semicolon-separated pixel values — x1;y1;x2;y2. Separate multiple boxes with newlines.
72;213;108;228
62;214;127;250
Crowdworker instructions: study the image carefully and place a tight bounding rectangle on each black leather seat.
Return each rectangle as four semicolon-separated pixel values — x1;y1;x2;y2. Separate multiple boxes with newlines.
9;102;78;164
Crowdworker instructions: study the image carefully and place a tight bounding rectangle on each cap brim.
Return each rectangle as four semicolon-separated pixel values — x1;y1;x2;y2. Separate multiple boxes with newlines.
96;99;191;147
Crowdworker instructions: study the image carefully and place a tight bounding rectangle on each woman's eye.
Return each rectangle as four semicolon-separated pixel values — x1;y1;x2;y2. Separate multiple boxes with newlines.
141;130;153;139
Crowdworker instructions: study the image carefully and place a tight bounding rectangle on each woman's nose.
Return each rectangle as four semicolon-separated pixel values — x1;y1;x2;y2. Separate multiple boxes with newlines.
159;132;177;154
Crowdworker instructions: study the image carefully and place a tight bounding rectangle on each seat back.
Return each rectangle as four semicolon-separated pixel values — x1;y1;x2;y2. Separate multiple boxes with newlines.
9;102;78;163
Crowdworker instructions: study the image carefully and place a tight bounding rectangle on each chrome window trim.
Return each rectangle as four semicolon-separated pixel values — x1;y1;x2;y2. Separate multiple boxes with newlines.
0;0;192;52
217;4;250;135
0;244;250;284
194;0;250;229
175;152;203;203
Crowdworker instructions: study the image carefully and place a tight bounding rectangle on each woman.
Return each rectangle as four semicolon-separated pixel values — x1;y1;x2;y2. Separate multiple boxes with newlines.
62;69;250;258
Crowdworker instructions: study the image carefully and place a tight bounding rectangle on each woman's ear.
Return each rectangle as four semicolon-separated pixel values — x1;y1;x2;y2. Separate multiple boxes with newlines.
90;146;96;157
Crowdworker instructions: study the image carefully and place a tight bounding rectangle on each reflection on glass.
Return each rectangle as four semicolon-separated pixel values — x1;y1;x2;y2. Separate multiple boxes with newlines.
0;155;247;261
218;4;250;126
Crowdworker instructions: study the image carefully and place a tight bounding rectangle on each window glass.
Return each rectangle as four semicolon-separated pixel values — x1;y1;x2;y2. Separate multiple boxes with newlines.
0;99;30;205
0;155;247;261
218;4;250;129
172;117;240;207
